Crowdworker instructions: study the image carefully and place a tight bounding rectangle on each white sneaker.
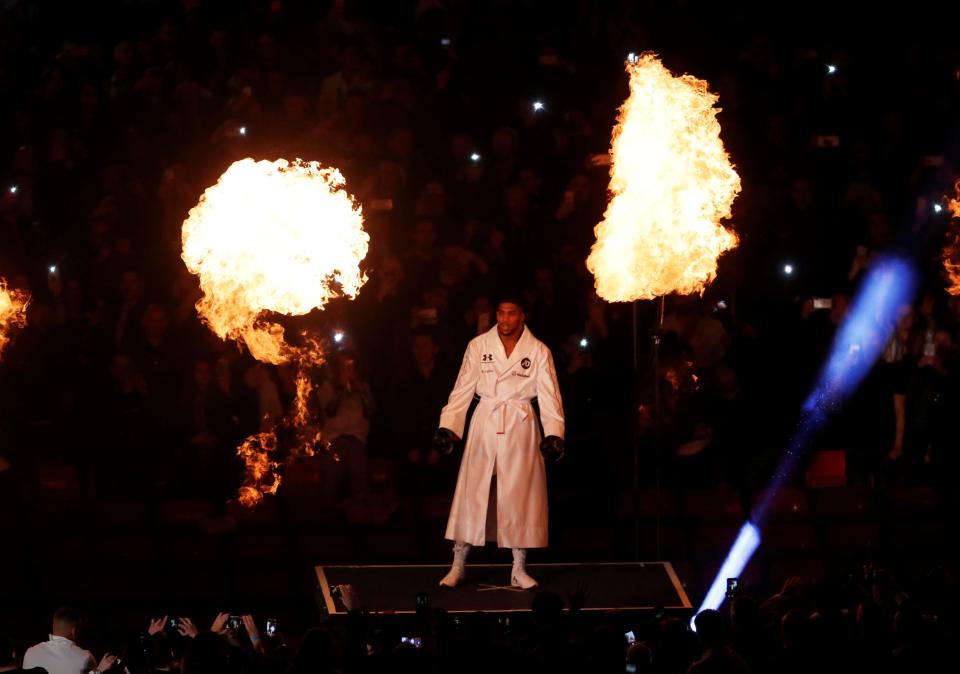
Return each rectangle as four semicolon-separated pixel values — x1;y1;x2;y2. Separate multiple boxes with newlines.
511;548;538;589
439;541;470;588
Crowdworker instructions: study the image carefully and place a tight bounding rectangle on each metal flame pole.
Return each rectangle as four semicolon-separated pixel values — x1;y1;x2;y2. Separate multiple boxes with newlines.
632;301;640;561
653;295;665;561
633;295;665;562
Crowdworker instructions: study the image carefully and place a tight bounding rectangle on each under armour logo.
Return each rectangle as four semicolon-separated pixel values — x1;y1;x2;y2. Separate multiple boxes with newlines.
481;353;494;362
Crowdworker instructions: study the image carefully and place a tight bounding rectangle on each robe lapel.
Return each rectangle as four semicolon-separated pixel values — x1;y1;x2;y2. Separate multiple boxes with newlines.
496;326;534;383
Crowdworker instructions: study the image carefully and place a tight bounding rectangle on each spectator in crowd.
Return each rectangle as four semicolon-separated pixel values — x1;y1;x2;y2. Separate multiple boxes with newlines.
132;303;180;422
688;609;749;674
180;633;233;674
318;351;374;499
388;329;455;497
22;609;115;674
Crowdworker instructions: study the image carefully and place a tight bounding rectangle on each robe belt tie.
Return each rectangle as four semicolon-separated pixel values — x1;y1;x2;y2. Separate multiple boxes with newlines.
478;395;531;434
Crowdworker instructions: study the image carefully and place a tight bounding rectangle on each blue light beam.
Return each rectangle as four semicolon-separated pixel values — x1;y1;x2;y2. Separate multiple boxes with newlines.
694;255;918;625
691;522;760;630
765;254;918;491
803;256;917;413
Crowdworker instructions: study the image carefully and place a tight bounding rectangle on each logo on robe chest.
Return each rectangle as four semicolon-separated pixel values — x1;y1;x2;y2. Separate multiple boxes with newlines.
521;357;531;369
482;353;494;362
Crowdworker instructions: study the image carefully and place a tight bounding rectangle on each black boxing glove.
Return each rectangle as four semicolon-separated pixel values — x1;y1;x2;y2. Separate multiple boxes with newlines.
432;427;459;454
540;435;564;462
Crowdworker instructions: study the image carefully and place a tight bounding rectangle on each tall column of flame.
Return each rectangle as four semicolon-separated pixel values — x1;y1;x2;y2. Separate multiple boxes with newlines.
945;179;960;295
587;53;740;301
0;279;29;359
182;158;369;505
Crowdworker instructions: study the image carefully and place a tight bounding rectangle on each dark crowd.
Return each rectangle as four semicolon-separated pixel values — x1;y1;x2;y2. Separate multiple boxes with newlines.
1;1;959;673
4;571;957;674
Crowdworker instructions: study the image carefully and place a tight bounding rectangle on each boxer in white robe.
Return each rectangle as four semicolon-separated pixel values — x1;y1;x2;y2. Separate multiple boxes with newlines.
433;298;565;589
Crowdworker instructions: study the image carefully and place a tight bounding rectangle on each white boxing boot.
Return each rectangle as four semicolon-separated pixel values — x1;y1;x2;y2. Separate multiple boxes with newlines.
438;541;471;588
511;548;538;589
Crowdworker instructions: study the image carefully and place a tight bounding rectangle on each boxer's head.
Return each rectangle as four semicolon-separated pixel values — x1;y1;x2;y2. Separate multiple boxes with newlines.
496;294;526;338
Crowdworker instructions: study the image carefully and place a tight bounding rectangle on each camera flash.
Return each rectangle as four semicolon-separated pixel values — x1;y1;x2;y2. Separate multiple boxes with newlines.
238;126;247;136
48;265;57;274
579;337;588;348
333;331;345;343
933;203;943;214
783;264;794;275
8;185;17;194
826;64;837;75
627;52;639;64
532;100;544;112
469;152;481;162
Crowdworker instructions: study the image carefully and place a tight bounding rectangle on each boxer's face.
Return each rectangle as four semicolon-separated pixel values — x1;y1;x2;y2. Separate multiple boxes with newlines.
496;302;525;338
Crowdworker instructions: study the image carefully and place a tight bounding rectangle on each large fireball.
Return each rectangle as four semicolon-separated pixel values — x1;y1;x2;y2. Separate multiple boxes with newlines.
182;158;368;364
587;53;740;301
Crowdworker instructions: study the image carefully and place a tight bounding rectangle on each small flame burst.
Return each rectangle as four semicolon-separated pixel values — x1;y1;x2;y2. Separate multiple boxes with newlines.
293;365;323;458
587;53;740;301
0;279;29;359
945;180;960;295
182;158;369;506
237;432;282;504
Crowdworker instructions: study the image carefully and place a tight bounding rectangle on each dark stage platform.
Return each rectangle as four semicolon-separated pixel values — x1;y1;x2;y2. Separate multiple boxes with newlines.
316;562;692;615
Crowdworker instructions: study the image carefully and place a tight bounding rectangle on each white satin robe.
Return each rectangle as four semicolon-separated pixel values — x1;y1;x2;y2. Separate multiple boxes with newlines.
439;325;565;548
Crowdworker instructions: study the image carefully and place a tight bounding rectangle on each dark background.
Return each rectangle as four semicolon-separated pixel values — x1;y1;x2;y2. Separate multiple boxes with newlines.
0;0;958;670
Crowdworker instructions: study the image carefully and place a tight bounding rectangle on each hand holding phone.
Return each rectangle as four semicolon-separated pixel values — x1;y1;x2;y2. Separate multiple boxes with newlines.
726;577;740;599
96;654;118;672
211;613;230;634
177;617;199;638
